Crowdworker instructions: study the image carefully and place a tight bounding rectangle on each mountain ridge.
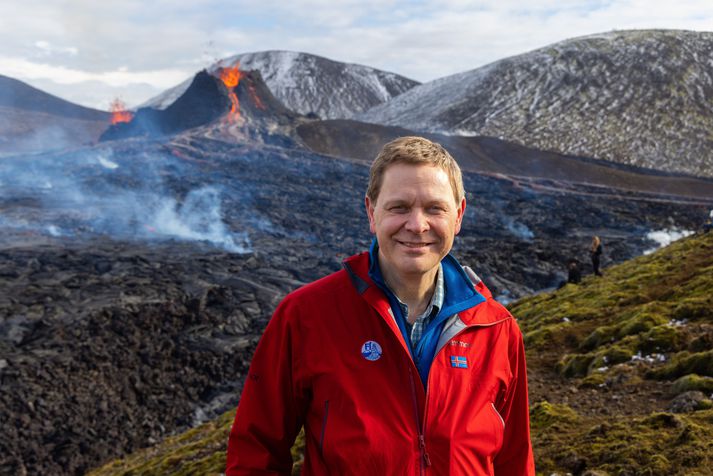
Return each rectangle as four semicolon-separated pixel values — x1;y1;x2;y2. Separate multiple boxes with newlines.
0;75;110;157
142;50;420;119
357;29;713;178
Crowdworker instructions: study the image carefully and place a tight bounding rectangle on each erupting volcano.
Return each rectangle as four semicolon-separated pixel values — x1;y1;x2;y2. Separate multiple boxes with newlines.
217;65;242;121
109;99;134;125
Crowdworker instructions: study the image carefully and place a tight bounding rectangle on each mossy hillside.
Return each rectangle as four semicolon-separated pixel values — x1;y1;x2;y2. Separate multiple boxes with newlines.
86;410;234;476
88;409;306;476
533;407;713;476
511;232;713;383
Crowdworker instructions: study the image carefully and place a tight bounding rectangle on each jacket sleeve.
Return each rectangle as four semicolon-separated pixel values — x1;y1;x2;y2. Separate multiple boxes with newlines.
225;296;306;475
493;319;535;475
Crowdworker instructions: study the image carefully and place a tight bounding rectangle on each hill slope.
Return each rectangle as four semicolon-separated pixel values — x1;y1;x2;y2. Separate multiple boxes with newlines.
142;50;419;119
297;119;713;201
357;29;713;178
513;231;713;474
0;75;110;156
87;232;713;475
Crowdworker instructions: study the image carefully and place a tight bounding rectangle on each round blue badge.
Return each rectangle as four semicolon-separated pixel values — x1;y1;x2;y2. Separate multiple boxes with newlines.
361;341;382;361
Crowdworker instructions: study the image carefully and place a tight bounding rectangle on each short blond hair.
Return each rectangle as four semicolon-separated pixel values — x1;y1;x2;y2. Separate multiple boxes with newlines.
366;136;464;204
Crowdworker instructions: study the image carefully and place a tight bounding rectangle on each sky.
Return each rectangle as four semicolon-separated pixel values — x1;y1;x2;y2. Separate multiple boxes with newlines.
1;0;713;110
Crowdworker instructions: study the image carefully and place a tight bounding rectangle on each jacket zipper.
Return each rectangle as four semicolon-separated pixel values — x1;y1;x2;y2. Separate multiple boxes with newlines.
420;317;512;472
319;400;329;456
378;302;510;473
408;367;431;474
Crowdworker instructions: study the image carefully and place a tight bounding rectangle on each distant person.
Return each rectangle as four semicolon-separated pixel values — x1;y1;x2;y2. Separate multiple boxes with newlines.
225;136;535;475
568;258;581;284
591;235;603;276
557;258;581;289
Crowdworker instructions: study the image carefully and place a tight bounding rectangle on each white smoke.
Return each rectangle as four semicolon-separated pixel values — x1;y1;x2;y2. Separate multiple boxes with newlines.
46;225;63;237
0;148;252;253
150;187;250;253
503;216;534;240
643;228;693;255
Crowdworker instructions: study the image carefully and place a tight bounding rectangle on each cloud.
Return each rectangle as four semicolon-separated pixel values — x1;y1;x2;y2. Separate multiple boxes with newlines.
35;41;79;57
1;0;712;107
0;55;188;88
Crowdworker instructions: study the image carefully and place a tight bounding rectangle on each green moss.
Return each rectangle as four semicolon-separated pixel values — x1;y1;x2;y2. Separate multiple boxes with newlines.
524;327;554;348
558;353;596;378
672;374;713;395
529;401;579;430
87;409;236;476
672;296;713;321
638;325;683;353
524;321;584;350
689;333;713;352
617;306;668;338
589;345;634;371
532;410;713;475
580;325;616;351
579;372;606;388
87;408;307;476
648;350;713;380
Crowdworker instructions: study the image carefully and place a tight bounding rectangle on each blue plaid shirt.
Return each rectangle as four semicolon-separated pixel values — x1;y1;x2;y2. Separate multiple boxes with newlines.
391;264;444;354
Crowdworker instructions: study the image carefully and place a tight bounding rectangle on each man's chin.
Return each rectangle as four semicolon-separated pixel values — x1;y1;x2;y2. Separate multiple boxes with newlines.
393;256;439;276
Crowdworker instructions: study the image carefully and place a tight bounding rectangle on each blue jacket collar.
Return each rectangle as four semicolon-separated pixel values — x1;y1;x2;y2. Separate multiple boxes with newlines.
367;238;485;316
366;239;486;387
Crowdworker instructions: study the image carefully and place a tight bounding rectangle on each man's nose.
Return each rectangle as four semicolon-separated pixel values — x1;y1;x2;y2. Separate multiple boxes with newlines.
404;209;429;233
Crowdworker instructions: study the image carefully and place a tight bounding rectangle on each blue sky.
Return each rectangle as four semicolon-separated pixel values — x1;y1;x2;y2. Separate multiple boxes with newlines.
1;0;712;109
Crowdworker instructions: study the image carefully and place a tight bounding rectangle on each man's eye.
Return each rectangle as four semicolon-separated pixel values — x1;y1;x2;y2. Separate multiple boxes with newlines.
390;206;407;213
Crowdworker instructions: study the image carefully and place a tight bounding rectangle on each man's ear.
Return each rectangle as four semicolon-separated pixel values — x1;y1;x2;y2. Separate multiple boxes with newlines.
454;197;466;235
365;196;376;234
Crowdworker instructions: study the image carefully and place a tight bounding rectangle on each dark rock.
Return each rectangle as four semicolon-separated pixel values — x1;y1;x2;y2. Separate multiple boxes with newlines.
669;391;711;413
0;241;288;476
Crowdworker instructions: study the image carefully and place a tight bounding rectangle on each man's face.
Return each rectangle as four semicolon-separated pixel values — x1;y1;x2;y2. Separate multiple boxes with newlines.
365;163;466;281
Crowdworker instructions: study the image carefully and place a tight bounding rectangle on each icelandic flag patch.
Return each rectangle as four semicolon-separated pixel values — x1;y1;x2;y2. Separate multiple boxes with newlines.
450;355;468;368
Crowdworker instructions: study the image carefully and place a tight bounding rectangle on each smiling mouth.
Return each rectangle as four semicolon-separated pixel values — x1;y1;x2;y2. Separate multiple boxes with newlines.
397;240;433;249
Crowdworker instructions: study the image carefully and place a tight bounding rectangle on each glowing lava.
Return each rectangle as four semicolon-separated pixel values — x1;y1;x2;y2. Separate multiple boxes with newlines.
109;99;134;124
217;65;242;121
248;83;265;110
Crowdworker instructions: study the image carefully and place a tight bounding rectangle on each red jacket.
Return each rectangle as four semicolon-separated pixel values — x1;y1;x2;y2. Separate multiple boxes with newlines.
226;252;534;475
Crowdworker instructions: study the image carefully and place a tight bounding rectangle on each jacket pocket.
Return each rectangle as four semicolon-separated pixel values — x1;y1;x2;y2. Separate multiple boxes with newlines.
491;402;505;431
319;400;329;456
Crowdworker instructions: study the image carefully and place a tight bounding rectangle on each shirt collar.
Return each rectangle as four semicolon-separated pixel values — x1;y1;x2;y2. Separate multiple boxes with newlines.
369;240;444;320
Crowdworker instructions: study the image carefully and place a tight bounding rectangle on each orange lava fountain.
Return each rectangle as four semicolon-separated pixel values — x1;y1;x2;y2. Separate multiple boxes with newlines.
109;99;134;124
217;65;242;121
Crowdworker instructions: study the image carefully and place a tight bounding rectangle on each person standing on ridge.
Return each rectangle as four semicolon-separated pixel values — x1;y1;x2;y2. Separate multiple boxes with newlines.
591;235;603;276
225;136;535;475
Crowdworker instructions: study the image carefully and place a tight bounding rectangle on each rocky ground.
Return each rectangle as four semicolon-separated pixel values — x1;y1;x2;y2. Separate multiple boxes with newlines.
83;233;713;476
0;129;711;474
0;240;302;475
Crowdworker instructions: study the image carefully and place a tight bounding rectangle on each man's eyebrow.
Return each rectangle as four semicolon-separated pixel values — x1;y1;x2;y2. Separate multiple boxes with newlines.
382;199;410;206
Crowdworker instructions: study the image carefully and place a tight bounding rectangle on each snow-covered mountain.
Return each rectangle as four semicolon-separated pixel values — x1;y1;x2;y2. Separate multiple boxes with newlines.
142;50;419;120
357;30;713;178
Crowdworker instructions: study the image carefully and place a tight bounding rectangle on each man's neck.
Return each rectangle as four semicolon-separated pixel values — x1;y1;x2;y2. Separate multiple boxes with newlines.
378;255;439;322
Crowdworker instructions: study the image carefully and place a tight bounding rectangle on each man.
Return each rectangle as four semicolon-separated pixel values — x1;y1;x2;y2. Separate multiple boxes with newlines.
226;136;535;475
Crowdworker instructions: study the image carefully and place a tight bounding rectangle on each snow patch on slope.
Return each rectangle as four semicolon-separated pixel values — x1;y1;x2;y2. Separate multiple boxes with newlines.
141;51;419;120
